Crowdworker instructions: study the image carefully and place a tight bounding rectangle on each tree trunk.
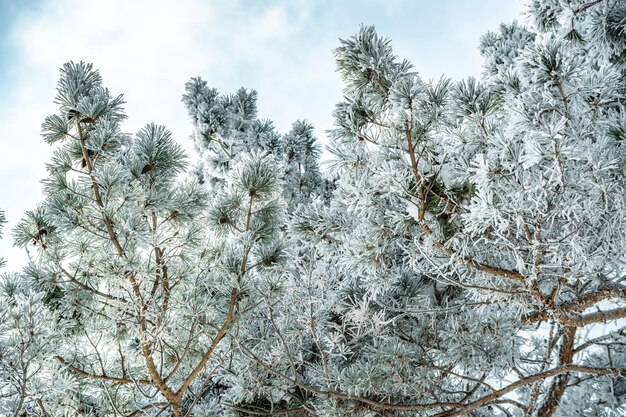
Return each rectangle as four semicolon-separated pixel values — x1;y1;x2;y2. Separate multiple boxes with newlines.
535;326;576;417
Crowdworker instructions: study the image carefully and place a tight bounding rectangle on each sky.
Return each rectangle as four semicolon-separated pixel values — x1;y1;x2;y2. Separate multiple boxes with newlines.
0;0;523;270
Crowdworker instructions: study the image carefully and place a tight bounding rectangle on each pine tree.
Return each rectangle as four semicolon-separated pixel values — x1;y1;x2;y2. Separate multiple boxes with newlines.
8;62;285;416
182;79;329;212
213;3;626;415
228;25;521;416
2;1;626;416
281;120;324;212
180;80;330;416
182;78;283;191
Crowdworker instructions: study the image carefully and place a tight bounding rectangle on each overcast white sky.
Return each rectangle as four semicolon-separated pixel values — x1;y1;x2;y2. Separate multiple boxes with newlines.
0;0;523;269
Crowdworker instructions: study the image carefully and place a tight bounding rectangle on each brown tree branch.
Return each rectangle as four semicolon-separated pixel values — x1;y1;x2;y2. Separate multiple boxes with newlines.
174;287;238;402
433;364;621;417
523;283;626;325
534;326;576;417
55;355;151;385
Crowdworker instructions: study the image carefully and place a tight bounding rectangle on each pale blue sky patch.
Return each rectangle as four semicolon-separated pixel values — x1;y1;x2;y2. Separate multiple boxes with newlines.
0;0;40;91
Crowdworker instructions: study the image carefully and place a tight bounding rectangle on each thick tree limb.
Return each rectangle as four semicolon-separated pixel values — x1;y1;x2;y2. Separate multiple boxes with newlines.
433;364;622;417
534;326;576;417
523;284;626;325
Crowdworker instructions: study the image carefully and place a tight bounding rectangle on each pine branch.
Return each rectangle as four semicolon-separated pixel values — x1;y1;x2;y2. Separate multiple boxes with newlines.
433;365;623;417
55;356;151;385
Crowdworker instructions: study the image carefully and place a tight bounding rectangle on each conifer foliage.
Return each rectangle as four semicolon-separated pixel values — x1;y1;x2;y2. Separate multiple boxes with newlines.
4;62;285;416
1;0;625;416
